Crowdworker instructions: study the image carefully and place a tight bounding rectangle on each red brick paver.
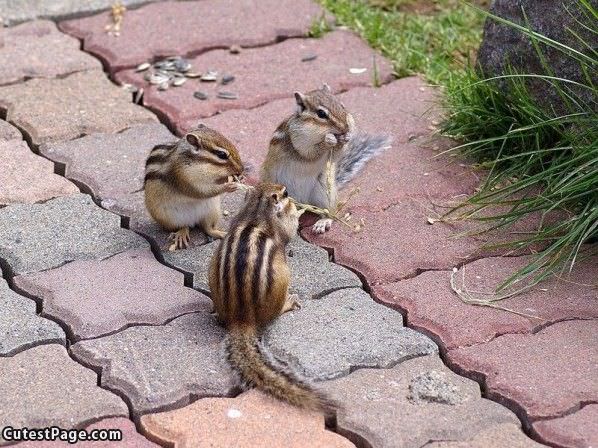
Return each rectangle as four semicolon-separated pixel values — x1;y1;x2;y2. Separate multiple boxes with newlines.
140;389;355;448
60;0;328;73
116;31;393;128
533;405;598;448
0;20;101;86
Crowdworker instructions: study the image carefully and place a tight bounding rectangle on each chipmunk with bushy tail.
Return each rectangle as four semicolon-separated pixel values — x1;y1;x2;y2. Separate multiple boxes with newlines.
261;84;391;233
208;182;335;413
144;124;244;250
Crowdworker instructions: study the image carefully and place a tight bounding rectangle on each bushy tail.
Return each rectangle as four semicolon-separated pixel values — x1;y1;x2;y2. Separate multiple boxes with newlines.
336;131;392;188
226;324;336;414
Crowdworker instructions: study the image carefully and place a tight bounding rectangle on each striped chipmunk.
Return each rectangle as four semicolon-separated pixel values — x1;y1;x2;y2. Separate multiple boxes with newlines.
261;84;391;234
144;124;244;250
208;182;336;413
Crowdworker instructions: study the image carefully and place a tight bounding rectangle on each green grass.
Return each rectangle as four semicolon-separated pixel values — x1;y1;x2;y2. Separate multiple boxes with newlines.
317;0;486;84
440;2;598;290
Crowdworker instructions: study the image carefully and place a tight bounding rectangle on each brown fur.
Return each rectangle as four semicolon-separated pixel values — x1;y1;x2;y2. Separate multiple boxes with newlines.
208;183;335;413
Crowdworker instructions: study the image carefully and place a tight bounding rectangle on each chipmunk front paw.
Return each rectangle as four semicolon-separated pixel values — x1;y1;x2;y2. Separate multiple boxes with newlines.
312;218;332;234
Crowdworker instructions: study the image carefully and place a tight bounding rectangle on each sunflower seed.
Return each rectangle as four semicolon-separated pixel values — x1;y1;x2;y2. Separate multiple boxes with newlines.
301;54;318;62
143;72;152;81
174;59;191;73
158;81;170;91
135;62;151;72
193;91;209;100
134;88;144;104
172;77;187;87
185;72;201;78
349;67;367;74
229;45;241;54
201;70;218;82
217;91;238;100
221;74;235;85
149;73;169;85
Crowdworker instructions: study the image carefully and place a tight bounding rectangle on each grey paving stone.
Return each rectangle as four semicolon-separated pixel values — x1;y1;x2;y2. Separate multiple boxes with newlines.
0;70;157;146
70;312;235;416
169;237;361;299
265;288;437;380
0;0;158;25
0;193;148;275
0;120;21;141
324;355;527;448
0;278;65;356
0;20;101;86
0;344;128;444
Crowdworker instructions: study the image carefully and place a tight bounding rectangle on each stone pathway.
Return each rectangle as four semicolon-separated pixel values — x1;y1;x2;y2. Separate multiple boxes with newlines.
0;1;596;447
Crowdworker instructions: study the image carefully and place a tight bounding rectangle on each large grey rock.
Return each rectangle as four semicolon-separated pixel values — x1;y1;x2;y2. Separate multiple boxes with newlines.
0;193;148;275
0;0;157;25
172;237;361;299
0;278;65;356
265;288;437;380
478;0;597;113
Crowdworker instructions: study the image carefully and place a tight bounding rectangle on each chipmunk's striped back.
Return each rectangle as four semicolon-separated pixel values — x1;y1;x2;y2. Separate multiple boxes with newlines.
144;143;177;185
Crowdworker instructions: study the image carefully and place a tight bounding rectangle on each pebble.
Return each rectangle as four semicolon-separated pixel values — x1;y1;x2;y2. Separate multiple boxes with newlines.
217;91;238;100
193;91;209;100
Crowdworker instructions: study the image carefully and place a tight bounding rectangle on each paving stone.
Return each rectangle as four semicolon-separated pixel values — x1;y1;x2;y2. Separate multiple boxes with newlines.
448;320;598;420
0;139;79;206
140;389;355;448
0;278;65;356
168;237;361;299
0;193;148;276
60;0;328;73
303;199;482;285
0;20;101;86
0;0;158;26
40;123;176;214
14;417;160;447
264;288;437;380
0;120;21;141
70;313;234;415
425;423;544;447
373;254;598;349
533;404;598;448
0;344;128;444
0;70;157;147
14;249;211;340
116;31;393;127
323;355;524;448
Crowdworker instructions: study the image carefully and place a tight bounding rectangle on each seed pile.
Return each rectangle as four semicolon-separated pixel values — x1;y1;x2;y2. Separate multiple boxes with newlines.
135;55;238;101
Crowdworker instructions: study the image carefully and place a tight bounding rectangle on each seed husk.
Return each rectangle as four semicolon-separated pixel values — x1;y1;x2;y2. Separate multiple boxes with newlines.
174;59;191;73
185;72;201;78
158;81;170;91
201;70;218;82
134;88;144;104
221;74;235;85
193;91;209;100
229;44;241;54
172;77;187;87
135;62;151;72
217;91;238;100
301;54;318;62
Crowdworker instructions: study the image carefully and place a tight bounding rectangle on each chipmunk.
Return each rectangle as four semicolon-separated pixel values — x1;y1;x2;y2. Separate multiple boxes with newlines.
208;182;335;413
261;84;391;233
144;124;244;250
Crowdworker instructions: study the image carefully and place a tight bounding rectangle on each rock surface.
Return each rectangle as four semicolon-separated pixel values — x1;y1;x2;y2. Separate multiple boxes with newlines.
116;31;393;127
0;194;148;275
0;20;101;86
14;249;210;340
0;120;21;141
324;355;523;448
533;404;598;448
0;278;65;356
425;423;544;447
0;344;128;444
141;390;355;448
0;70;157;146
60;0;328;72
478;0;597;113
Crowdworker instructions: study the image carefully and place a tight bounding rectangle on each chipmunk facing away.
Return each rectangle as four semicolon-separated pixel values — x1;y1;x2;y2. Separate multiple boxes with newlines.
261;84;391;233
144;125;244;250
208;183;335;413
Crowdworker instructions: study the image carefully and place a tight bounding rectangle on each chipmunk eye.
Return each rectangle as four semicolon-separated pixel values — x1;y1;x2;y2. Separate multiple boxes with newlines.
316;108;329;119
213;149;229;160
282;189;288;198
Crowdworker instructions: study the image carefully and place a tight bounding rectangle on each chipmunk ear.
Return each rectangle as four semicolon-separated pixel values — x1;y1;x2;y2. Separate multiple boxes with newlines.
186;133;202;149
321;83;331;93
294;92;306;111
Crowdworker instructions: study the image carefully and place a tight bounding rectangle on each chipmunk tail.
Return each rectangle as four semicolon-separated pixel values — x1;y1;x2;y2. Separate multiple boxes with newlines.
336;131;392;188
